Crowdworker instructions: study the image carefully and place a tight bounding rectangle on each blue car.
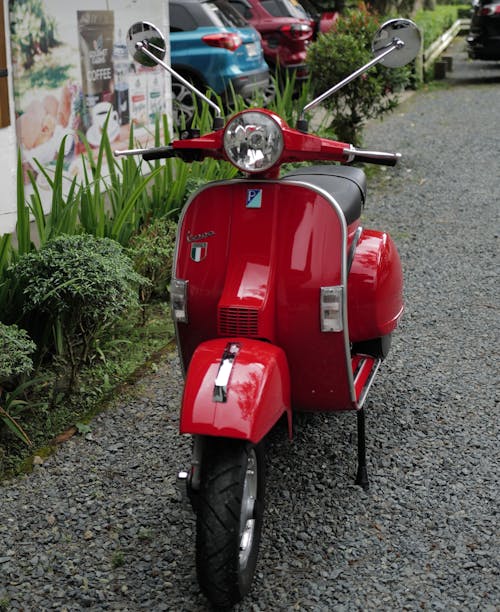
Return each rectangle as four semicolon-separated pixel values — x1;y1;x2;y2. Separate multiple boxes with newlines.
169;0;271;124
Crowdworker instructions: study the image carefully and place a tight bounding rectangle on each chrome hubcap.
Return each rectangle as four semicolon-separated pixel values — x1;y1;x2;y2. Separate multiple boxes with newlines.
239;449;258;570
172;82;196;124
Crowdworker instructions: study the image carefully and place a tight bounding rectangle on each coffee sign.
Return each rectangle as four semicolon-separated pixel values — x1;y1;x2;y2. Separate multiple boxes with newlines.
78;10;114;129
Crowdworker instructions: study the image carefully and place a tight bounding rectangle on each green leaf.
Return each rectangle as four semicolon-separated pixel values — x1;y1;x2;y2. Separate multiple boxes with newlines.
0;405;32;446
75;421;91;434
16;149;32;256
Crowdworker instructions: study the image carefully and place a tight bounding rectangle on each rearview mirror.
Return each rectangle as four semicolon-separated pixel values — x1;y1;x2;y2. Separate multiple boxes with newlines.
126;21;166;67
372;19;421;68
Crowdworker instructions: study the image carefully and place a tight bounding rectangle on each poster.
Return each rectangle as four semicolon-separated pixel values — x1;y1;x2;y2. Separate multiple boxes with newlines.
10;0;169;205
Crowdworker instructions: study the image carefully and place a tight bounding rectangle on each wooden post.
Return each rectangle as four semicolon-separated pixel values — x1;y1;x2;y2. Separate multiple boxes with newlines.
442;55;453;71
434;60;447;80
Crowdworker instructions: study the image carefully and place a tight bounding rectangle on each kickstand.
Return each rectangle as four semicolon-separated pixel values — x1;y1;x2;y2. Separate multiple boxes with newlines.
355;408;370;491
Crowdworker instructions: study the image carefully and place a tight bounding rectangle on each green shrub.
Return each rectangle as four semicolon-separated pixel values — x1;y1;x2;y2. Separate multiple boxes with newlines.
0;322;35;384
128;216;177;303
11;234;147;389
307;5;412;145
0;322;36;445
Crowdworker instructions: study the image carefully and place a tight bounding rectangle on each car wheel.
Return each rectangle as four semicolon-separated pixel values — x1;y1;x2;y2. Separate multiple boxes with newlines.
172;78;203;127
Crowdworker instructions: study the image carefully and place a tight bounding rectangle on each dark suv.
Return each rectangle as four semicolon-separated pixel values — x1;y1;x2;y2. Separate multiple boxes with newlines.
169;0;270;123
467;0;500;60
227;0;315;82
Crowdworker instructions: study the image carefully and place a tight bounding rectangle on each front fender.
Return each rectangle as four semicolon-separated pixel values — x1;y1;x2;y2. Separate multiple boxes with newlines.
180;339;291;443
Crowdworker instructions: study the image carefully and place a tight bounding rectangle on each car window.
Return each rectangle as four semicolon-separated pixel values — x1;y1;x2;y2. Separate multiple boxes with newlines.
170;4;199;32
297;0;318;17
170;1;247;31
208;1;250;28
229;0;253;20
261;0;309;18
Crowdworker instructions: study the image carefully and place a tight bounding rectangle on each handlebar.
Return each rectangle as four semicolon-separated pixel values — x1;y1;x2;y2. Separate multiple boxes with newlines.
114;139;401;168
114;145;176;160
115;145;206;163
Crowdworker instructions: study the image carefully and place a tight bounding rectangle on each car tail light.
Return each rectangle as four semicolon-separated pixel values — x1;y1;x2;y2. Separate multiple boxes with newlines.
280;23;313;41
480;3;500;14
202;32;242;51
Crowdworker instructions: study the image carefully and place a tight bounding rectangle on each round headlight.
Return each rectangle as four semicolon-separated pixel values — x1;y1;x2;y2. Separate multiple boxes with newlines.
223;111;284;173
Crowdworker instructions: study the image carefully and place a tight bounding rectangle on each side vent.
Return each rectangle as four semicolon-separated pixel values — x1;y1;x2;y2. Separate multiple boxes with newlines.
218;307;259;337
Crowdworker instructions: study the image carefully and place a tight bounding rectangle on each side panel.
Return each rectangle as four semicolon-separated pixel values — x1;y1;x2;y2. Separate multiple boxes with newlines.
174;184;230;369
348;229;404;342
274;184;353;411
180;338;291;443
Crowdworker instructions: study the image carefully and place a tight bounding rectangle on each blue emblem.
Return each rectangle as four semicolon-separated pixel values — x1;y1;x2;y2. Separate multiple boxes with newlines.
246;189;262;209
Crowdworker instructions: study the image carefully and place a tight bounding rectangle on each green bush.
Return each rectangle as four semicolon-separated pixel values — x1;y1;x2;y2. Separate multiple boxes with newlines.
307;5;412;145
11;234;147;389
0;322;35;384
128;215;177;303
0;322;36;446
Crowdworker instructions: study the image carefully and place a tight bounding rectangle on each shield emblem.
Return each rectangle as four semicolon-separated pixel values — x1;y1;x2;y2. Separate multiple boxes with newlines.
190;242;207;262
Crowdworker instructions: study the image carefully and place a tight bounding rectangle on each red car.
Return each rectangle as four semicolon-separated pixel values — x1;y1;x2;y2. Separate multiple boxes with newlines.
228;0;317;82
301;0;339;35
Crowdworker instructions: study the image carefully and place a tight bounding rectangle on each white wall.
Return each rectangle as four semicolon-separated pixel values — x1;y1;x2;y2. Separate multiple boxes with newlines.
0;0;171;237
0;0;20;236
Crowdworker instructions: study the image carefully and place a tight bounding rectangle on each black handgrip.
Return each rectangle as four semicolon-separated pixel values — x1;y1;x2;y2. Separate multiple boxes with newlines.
142;146;176;161
351;153;400;166
142;146;206;162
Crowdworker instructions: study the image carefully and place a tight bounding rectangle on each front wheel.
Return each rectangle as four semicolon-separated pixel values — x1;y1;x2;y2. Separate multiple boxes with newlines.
196;438;265;608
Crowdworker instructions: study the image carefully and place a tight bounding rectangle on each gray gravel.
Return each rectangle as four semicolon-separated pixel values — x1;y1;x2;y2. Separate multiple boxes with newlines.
1;38;499;611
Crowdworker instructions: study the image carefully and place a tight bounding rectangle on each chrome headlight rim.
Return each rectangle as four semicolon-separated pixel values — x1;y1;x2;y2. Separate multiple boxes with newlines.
223;110;284;174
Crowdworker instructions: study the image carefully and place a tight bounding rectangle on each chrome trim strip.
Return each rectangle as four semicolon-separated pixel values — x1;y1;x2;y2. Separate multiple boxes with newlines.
347;226;362;273
357;359;381;409
213;342;241;403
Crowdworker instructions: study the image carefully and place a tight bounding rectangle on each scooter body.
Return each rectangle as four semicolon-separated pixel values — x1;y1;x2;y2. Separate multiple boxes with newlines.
174;170;403;437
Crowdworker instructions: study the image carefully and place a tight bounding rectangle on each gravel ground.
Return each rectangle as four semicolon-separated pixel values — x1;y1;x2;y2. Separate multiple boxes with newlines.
1;38;499;611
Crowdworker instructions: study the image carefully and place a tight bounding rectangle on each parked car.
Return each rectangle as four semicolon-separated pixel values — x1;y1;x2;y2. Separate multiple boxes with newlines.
467;0;500;60
169;0;270;124
227;0;315;82
299;0;339;36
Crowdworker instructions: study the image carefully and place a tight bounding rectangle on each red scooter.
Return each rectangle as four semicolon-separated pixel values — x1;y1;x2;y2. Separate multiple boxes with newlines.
118;18;421;609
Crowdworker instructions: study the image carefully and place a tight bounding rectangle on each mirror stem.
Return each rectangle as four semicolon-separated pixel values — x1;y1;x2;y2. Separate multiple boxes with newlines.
136;42;223;118
299;38;404;121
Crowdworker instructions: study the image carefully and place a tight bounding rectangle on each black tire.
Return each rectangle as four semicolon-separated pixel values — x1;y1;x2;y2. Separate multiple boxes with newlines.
196;438;265;609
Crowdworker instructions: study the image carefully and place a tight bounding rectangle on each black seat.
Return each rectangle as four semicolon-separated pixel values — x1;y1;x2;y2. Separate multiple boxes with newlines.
282;165;366;225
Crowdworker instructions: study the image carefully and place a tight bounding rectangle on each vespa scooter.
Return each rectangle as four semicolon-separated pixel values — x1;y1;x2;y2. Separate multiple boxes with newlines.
116;18;421;609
